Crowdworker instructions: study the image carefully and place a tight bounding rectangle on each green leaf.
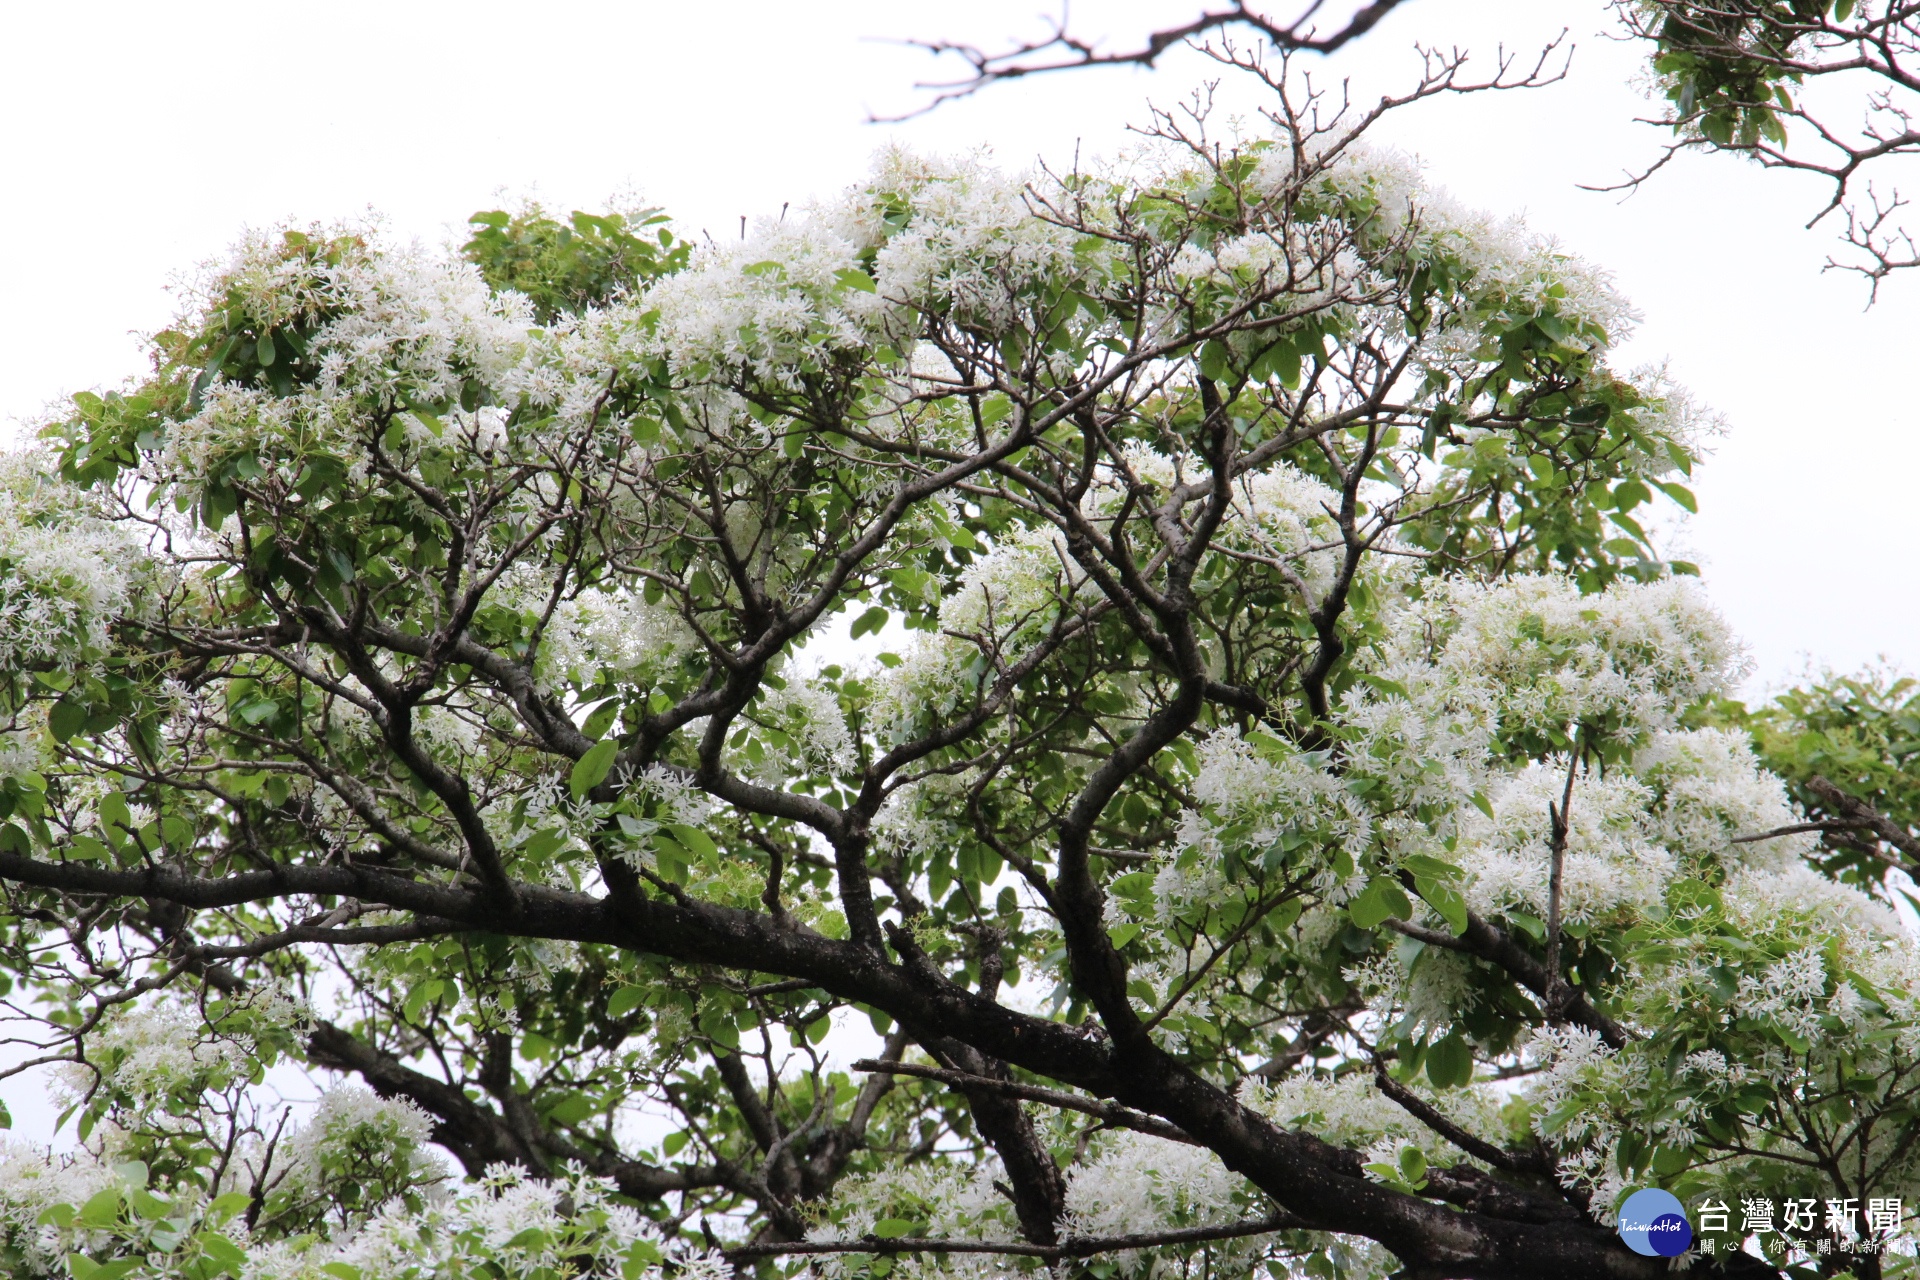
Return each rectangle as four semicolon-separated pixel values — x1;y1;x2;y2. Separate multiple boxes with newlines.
570;739;619;799
1427;1033;1473;1088
623;1242;664;1280
581;698;621;741
850;606;889;639
545;1092;594;1125
201;1233;248;1272
1400;854;1461;882
1415;877;1470;936
873;1219;917;1239
607;985;646;1018
1350;878;1411;930
1654;480;1697;513
131;1188;171;1220
1355;672;1410;700
1470;791;1495;821
652;834;688;883
667;823;719;861
49;698;87;744
97;791;131;837
236;699;279;725
1612;478;1651;513
1397;1144;1429;1187
77;1186;122;1228
208;1192;252;1223
1507;911;1547;942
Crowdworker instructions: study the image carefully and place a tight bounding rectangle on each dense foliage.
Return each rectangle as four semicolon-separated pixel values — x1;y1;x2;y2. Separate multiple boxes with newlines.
0;61;1914;1280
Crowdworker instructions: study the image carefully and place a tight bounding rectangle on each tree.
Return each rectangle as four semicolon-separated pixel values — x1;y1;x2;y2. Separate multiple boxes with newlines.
909;0;1920;296
0;56;1907;1280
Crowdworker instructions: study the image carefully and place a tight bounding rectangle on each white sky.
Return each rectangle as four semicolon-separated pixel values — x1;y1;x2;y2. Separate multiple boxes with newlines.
0;0;1915;1145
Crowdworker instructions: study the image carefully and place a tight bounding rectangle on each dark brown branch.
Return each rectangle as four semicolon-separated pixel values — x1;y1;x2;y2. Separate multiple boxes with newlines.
885;1;1414;119
851;1058;1198;1144
1806;774;1920;865
1372;1065;1551;1176
1383;914;1631;1050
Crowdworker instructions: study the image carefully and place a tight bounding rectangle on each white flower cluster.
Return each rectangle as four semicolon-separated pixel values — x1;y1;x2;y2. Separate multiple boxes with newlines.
1178;729;1371;892
746;675;854;780
58;998;251;1108
1220;463;1348;602
1062;1132;1256;1279
1456;763;1674;926
1175;576;1744;923
270;1086;441;1202
537;586;698;693
1372;575;1739;745
868;148;1097;337
873;522;1083;747
806;1159;1018;1280
0;1142;116;1273
1525;842;1920;1214
1070;1130;1242;1226
645;147;1102;397
1249;1071;1503;1176
1634;727;1812;867
163;232;534;490
938;523;1076;638
1310;146;1638;340
648;202;890;388
0;1150;706;1280
310;245;531;406
0;451;140;678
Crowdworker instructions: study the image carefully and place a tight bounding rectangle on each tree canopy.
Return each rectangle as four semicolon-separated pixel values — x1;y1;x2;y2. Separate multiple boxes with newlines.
0;48;1915;1280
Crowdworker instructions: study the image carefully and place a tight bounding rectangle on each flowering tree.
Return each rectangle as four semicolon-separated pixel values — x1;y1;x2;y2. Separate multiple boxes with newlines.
0;58;1913;1280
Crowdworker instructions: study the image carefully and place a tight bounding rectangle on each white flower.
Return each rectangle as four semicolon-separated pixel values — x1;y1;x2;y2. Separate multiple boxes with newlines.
58;999;248;1106
0;451;140;676
272;1086;441;1199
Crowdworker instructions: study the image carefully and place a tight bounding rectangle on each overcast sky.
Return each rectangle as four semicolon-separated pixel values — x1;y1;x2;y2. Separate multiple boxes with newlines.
2;0;1914;696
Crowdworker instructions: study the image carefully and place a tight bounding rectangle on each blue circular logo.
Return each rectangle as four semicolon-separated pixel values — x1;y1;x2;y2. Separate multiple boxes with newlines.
1618;1189;1693;1258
